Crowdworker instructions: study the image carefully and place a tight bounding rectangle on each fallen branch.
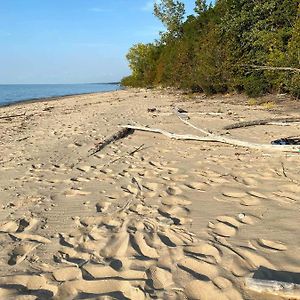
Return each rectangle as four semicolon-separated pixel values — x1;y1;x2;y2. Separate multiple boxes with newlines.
89;128;134;156
121;125;300;153
106;144;146;166
129;144;145;156
0;112;26;120
246;278;300;299
157;112;223;117
245;65;300;73
224;117;300;130
269;122;300;126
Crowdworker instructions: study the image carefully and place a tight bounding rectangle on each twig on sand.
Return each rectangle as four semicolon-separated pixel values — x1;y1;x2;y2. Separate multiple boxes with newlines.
104;144;147;167
0;112;26;120
129;144;145;156
224;117;300;130
89;128;134;156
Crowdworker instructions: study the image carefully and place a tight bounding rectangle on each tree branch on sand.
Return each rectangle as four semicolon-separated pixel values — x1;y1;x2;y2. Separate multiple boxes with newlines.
121;109;300;153
89;128;134;156
245;278;300;298
224;117;300;130
244;65;300;73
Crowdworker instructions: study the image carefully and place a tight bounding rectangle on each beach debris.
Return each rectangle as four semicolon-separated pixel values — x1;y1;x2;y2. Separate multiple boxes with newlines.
43;106;55;112
121;109;300;152
89;127;134;156
224;117;300;130
147;107;158;113
0;112;26;120
121;124;300;153
271;137;300;145
246;278;300;299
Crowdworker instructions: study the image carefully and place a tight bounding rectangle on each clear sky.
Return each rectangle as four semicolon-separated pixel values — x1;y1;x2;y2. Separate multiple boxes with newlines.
0;0;211;84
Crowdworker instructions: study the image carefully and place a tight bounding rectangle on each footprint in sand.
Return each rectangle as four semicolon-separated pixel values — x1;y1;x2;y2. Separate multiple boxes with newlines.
240;196;261;206
247;190;268;199
0;220;19;233
184;181;209;191
64;188;91;197
210;216;240;238
0;275;57;297
236;213;257;225
76;165;92;173
178;256;219;280
222;188;248;198
165;186;183;196
142;182;159;191
256;239;287;251
170;174;189;181
70;176;91;183
158;205;190;225
184;280;228;300
95;201;111;213
8;243;39;265
161;196;191;206
53;266;82;282
146;265;173;290
184;242;221;264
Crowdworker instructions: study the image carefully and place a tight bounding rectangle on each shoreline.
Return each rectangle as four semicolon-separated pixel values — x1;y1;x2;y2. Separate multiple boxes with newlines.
0;89;299;299
0;88;122;110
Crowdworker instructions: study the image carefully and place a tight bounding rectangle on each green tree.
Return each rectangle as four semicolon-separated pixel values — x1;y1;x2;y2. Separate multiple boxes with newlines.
220;0;299;95
154;0;185;41
121;43;161;87
122;0;300;99
194;0;207;15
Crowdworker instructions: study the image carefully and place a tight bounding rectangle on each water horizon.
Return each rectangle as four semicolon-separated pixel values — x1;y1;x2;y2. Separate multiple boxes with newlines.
0;83;121;107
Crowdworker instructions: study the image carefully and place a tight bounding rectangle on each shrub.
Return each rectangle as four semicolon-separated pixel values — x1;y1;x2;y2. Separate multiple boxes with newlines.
243;75;269;98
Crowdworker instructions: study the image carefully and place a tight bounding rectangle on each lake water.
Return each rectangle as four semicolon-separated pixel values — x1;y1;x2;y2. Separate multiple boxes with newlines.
0;83;121;107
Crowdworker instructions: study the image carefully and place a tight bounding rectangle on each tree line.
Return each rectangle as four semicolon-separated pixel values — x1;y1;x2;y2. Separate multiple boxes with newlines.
121;0;300;98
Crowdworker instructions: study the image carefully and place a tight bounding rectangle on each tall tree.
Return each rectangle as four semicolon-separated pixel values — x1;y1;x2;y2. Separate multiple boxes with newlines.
154;0;185;41
194;0;207;15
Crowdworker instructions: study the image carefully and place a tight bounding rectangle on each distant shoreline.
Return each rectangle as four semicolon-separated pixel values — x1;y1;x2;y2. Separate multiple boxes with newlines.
0;89;122;109
0;84;123;109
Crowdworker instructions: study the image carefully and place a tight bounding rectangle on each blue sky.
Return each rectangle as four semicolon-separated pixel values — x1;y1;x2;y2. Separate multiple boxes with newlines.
0;1;211;84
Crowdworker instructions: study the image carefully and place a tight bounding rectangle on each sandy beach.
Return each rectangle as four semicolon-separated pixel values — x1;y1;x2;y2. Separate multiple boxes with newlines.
0;88;300;299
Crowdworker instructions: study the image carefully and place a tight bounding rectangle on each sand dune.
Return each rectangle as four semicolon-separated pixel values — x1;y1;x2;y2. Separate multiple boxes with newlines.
0;89;299;299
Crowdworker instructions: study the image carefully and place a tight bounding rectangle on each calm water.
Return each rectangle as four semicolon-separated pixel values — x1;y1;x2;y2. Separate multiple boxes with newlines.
0;83;121;107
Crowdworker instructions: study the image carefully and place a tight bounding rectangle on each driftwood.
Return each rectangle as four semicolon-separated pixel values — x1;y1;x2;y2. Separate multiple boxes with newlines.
245;65;300;73
0;112;26;120
246;278;300;299
224;117;300;130
121;124;300;152
89;128;134;156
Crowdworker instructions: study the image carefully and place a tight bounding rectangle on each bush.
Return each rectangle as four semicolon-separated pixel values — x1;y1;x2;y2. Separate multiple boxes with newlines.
289;74;300;98
243;74;269;97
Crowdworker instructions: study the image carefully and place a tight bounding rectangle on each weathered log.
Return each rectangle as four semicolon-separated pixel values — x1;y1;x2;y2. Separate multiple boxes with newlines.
224;117;300;130
121;125;300;153
246;278;300;299
245;65;300;73
89;128;134;156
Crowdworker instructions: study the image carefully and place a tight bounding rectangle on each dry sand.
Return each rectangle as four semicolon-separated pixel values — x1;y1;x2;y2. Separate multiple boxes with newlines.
0;89;299;300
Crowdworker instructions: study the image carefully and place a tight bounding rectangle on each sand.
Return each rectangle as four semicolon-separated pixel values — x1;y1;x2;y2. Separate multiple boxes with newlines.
0;89;299;299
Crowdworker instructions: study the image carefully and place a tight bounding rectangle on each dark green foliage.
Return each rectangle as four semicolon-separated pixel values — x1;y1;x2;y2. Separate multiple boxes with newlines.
243;74;269;98
122;0;300;98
